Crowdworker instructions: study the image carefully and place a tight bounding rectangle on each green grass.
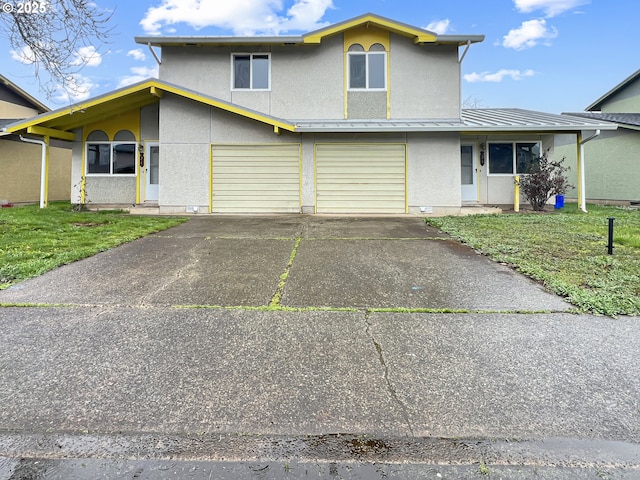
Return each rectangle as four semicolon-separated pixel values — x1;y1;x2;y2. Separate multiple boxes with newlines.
0;202;187;289
426;204;640;316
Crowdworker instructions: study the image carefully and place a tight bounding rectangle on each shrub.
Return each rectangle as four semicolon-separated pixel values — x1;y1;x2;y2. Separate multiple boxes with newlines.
519;152;573;211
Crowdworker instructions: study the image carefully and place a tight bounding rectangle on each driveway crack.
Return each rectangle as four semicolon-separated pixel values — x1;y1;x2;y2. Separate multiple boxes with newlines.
140;237;209;306
364;310;414;436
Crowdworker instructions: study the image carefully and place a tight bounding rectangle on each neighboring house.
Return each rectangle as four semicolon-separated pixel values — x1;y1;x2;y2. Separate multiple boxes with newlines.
2;14;614;214
0;74;71;204
557;69;640;204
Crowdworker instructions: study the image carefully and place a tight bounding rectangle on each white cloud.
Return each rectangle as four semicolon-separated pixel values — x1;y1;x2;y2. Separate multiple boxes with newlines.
53;74;97;103
127;49;147;61
117;66;160;88
10;46;37;64
514;0;590;17
70;46;102;67
424;19;451;35
140;0;333;35
501;19;557;50
464;69;536;83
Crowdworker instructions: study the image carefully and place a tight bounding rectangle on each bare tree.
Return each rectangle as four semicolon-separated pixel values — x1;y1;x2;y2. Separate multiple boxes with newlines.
0;0;113;99
462;95;485;109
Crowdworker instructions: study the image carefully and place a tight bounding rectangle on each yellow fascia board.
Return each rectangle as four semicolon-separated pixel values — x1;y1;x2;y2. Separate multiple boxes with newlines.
26;125;75;141
303;15;437;44
156;83;296;132
5;80;159;134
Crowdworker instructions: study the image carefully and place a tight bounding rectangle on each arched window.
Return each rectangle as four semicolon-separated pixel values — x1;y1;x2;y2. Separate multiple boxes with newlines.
86;129;137;176
87;130;108;141
114;129;136;142
347;43;386;90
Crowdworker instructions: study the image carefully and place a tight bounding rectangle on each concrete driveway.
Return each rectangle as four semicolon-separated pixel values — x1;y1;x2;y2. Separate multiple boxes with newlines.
0;216;569;311
3;216;640;477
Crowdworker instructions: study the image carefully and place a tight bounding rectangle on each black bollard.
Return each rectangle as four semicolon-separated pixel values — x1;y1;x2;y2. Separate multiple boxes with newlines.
607;217;615;255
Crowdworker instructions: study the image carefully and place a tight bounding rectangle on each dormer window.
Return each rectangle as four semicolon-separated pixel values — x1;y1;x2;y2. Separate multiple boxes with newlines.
348;43;386;90
232;53;270;90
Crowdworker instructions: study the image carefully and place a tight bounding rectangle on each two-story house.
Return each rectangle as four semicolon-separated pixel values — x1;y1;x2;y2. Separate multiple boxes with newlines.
2;14;614;213
0;74;71;205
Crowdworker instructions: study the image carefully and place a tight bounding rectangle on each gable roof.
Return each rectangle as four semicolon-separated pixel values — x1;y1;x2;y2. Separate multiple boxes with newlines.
2;79;295;140
136;13;483;47
586;68;640;111
0;74;49;113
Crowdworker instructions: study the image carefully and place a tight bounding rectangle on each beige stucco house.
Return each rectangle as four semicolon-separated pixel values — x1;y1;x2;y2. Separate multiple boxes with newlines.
0;74;71;205
2;14;614;213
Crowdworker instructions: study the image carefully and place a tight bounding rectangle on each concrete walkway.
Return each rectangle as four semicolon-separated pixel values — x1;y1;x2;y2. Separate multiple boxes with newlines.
0;217;638;478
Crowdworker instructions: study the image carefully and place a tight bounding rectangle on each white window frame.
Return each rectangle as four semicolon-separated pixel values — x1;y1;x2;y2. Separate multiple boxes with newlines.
231;53;271;91
347;51;387;91
85;141;138;176
487;141;541;176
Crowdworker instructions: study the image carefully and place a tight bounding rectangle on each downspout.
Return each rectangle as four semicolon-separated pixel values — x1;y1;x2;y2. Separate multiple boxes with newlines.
578;129;601;213
19;135;50;208
148;43;161;66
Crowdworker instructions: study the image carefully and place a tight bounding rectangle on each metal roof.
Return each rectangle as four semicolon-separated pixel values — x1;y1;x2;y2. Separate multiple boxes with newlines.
563;112;640;129
294;109;617;133
586;68;640;111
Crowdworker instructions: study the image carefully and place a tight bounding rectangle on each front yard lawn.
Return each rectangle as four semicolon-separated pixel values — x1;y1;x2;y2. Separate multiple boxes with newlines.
0;203;187;290
426;204;640;316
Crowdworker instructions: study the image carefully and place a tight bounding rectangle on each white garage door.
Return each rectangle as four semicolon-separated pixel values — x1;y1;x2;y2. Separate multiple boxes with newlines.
212;144;301;213
316;143;406;213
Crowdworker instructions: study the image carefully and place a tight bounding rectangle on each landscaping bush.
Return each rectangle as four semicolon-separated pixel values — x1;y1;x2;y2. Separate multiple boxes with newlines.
519;153;573;211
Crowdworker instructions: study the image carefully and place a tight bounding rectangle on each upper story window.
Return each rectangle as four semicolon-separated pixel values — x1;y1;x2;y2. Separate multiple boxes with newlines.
86;129;137;176
488;142;541;175
232;53;270;90
348;43;386;91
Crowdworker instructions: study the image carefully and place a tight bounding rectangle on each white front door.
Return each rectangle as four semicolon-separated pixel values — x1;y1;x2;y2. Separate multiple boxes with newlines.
145;143;159;202
461;144;478;202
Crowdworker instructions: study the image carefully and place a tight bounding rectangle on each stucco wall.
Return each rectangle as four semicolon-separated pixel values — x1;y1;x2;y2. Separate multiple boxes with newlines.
141;103;159;140
0;139;71;203
599;80;640;113
460;134;558;205
390;36;459;119
85;176;136;204
0;100;40;119
407;132;460;210
556;129;640;202
270;37;344;119
158;33;460;121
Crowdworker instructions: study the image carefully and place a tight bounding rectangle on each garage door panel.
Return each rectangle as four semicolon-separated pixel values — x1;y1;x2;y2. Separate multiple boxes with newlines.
212;144;301;213
316;144;406;214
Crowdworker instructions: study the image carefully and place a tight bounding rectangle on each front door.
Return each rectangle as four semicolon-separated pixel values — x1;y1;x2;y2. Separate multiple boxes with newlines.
461;144;477;202
145;143;159;202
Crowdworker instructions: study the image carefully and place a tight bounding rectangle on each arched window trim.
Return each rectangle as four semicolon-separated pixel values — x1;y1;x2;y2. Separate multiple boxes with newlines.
347;43;387;91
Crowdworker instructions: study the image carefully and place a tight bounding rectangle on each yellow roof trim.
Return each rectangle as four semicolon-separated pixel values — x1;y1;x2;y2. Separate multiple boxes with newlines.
156;83;296;132
27;125;75;141
303;14;437;44
5;79;296;136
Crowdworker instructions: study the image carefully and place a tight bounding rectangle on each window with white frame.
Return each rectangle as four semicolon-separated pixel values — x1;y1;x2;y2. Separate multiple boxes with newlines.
232;53;270;90
488;141;541;175
348;43;386;90
86;129;137;175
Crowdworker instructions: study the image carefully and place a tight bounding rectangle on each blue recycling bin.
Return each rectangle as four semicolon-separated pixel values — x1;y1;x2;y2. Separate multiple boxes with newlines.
554;195;565;209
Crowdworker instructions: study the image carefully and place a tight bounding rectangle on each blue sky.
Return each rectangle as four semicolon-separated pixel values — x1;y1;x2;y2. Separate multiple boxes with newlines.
2;0;638;113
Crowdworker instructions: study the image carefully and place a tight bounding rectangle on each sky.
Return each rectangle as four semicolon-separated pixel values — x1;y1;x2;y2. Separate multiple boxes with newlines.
1;0;638;114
